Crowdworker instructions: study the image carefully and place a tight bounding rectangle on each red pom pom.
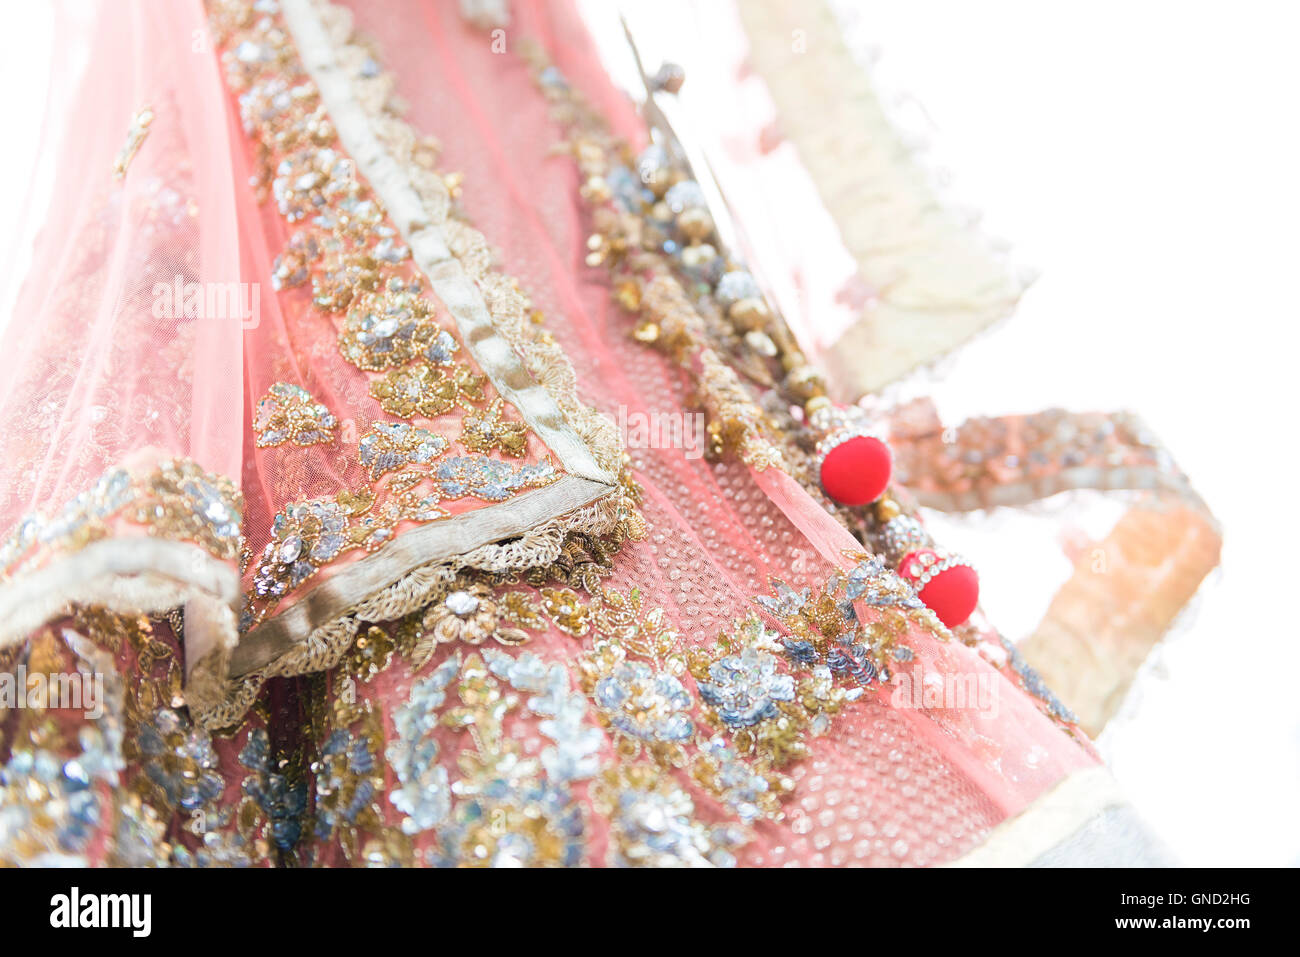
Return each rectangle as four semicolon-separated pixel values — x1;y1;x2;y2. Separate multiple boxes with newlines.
920;564;979;629
898;551;979;628
819;434;892;506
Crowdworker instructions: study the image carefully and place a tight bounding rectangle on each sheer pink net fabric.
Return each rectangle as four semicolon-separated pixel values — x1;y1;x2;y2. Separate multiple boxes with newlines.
0;2;244;518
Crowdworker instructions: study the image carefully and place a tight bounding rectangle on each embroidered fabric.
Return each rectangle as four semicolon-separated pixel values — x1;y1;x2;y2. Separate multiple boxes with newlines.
0;0;1181;868
283;0;1098;866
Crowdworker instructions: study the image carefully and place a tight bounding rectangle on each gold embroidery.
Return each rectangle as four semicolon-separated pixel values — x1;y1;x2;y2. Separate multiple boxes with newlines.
309;246;381;310
132;460;244;562
526;46;843;482
243;452;562;627
459;396;529;457
368;362;485;419
200;0;635;727
113;106;154;181
253;382;338;448
337;286;452;373
412;584;529;666
539;587;593;637
0;613;285;867
0;458;244;579
357;422;448;481
248;483;444;625
344;625;397;683
591;762;746;867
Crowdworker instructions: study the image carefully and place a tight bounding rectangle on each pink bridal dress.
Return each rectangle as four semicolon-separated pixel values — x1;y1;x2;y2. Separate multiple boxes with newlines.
0;0;1214;867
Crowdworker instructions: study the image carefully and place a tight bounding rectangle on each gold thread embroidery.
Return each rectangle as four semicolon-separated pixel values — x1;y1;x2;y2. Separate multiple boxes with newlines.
0;458;243;578
459;396;530;457
356;422;448;481
253;382;338;448
368;362;485;419
337;285;453;373
113;106;154;181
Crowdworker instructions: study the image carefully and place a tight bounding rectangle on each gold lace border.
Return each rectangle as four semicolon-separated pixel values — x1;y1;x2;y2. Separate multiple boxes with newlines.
188;0;628;724
233;475;610;676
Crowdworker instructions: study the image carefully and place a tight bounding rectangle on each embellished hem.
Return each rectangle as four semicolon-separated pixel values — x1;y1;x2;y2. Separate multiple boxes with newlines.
0;538;238;652
191;488;625;728
187;0;635;725
0;454;244;681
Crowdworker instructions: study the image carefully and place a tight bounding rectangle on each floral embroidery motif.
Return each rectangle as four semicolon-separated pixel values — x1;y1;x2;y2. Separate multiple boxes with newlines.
0;611;306;867
590;653;695;756
239;728;310;853
253;500;350;601
310;246;381;311
431;657;587;867
386;655;458;835
0;631;128;866
132;459;245;561
344;625;398;683
459;396;530;457
563;586;866;824
271;230;320;290
692;736;783;824
482;647;604;783
0;459;244;578
382;651;590;867
423;328;460;365
592;763;745;868
243;455;564;626
357;422;449;480
412;584;528;664
758;552;944;687
434;455;557;502
312;718;386;855
691;616;859;769
539;587;592;637
338;285;447;372
431;778;584;869
273;147;358;224
134;707;225;812
253;382;338;447
214;0;583;628
131;704;272;866
368;362;484;419
245;479;456;627
695;645;796;730
289;556;889;865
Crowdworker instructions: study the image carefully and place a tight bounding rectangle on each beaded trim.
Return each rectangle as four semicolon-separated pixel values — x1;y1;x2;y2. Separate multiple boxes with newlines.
899;550;975;591
877;514;930;565
815;424;887;457
0;458;243;578
0;457;244;651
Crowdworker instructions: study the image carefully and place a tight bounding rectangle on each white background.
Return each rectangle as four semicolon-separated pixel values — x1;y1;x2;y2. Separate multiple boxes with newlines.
826;0;1300;866
3;1;1298;865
